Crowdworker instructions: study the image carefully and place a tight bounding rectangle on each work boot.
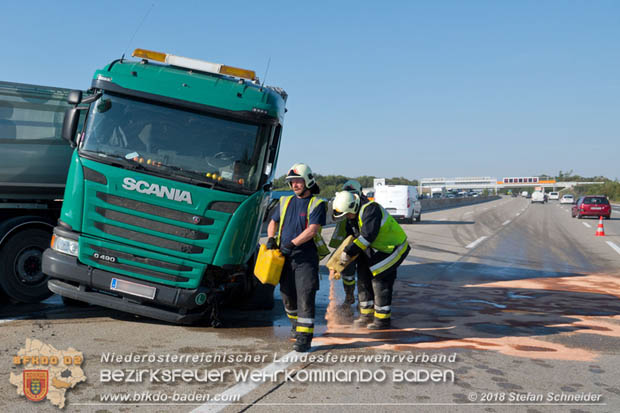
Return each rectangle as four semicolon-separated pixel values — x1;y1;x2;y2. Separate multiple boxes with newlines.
353;314;374;328
366;318;391;330
343;287;355;306
293;334;312;352
290;321;298;339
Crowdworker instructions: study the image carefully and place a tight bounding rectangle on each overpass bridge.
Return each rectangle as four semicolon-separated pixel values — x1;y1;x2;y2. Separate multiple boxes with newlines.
419;176;604;193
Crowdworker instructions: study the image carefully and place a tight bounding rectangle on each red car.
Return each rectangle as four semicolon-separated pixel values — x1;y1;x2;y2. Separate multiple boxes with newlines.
571;195;611;219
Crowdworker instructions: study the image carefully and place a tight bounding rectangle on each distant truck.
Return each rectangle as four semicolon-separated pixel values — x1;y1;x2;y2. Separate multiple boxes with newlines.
42;48;287;324
0;81;77;303
374;185;421;223
430;187;445;199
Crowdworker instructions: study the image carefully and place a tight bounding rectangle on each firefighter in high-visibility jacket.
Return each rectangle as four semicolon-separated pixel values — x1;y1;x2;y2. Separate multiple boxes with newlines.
267;163;329;352
328;180;369;313
332;191;410;329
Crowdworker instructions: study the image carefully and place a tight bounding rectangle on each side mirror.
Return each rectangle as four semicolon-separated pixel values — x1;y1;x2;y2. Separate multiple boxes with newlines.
67;90;82;105
62;108;80;147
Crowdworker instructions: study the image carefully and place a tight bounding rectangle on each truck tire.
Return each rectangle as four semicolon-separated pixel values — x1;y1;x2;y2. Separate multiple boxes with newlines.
0;228;53;303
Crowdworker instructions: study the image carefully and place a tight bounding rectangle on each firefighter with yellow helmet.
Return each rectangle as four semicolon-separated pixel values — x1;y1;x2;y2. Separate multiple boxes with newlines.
332;190;410;329
266;163;328;352
328;180;368;316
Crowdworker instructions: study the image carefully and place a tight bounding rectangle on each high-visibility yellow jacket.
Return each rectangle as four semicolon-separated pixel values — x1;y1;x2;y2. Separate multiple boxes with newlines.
276;195;330;259
346;201;409;276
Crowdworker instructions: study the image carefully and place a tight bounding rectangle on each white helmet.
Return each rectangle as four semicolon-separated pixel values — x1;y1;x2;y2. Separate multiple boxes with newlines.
342;179;362;196
286;163;319;193
332;191;360;219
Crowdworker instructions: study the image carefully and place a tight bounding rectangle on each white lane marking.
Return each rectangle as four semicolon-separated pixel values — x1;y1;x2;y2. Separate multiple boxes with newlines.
464;211;473;216
439;218;447;221
0;317;25;325
191;350;300;412
607;241;620;256
515;213;521;217
502;220;511;226
582;222;592;228
466;236;487;249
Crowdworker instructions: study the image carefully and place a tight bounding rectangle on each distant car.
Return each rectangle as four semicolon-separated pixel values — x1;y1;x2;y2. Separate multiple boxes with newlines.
571;195;611;219
548;192;560;200
521;191;529;197
560;194;574;204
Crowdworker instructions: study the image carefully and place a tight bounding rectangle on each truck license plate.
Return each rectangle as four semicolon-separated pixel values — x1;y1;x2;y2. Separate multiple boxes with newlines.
110;278;156;299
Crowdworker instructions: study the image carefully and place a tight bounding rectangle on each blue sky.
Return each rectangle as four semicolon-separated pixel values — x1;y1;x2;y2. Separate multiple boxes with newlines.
2;1;618;180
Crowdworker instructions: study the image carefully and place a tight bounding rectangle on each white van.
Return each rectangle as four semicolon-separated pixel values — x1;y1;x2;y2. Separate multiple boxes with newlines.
374;185;421;223
531;191;546;203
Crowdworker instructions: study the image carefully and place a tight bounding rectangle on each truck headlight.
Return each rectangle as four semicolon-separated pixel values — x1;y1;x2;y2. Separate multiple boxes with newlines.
51;235;79;257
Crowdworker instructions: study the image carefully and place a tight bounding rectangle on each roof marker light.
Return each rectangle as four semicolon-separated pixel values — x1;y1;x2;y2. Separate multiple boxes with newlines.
132;48;257;81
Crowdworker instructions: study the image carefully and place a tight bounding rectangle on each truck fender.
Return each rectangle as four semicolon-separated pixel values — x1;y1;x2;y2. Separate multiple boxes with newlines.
0;216;55;249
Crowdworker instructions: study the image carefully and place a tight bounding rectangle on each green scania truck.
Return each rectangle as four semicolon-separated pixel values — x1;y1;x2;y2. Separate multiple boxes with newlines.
42;49;287;324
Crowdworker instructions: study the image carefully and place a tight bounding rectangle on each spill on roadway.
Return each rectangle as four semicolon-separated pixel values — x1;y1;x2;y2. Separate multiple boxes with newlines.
315;272;620;362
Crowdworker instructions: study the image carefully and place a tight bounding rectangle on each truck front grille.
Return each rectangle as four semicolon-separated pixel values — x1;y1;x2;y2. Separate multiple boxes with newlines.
94;222;203;254
87;244;190;282
96;192;214;225
95;207;209;240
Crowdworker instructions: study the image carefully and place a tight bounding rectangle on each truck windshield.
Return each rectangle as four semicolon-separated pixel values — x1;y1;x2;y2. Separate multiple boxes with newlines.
80;93;271;193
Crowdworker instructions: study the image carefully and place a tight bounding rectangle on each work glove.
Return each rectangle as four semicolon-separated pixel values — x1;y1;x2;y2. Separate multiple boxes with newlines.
279;242;296;257
339;251;351;266
329;269;341;280
266;237;278;250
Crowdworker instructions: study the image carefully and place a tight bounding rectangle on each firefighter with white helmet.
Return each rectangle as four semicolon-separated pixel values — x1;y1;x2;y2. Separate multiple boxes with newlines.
266;163;328;352
332;190;410;330
329;180;368;317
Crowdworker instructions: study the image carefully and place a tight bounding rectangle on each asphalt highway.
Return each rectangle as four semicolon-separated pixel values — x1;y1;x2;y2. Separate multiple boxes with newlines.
2;196;620;412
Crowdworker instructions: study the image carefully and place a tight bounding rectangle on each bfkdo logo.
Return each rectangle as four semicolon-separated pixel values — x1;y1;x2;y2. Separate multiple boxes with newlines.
10;339;86;409
23;370;48;402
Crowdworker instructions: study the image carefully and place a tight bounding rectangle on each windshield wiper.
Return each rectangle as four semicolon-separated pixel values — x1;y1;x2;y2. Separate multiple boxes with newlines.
84;151;148;172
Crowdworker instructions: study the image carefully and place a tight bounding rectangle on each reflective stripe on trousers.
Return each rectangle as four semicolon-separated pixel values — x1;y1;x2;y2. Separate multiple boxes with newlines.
374;304;391;319
296;317;314;334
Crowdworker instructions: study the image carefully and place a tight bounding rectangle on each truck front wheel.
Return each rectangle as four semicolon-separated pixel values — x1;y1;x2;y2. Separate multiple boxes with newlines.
0;228;53;303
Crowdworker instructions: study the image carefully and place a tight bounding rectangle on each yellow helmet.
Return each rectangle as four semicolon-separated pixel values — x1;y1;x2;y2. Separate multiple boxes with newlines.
332;191;360;219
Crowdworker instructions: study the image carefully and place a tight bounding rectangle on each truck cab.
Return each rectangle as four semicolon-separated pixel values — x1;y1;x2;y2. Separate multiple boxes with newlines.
42;49;287;324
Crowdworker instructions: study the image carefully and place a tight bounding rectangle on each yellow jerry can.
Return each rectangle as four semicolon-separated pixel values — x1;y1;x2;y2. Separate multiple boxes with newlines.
254;244;285;286
326;235;359;274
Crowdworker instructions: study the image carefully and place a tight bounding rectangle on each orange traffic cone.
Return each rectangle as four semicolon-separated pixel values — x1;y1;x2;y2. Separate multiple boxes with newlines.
595;216;606;237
